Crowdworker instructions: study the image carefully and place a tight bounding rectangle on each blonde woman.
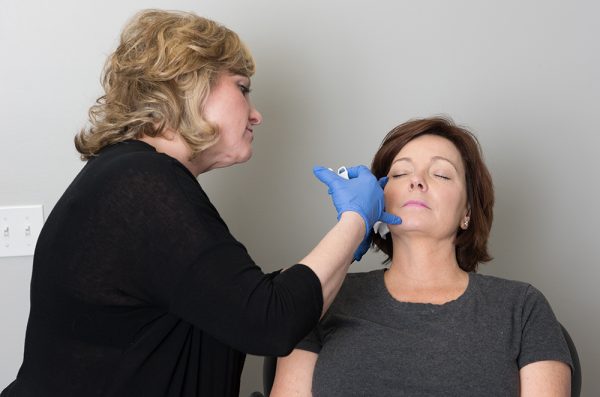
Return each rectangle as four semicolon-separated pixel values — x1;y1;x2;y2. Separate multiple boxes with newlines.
1;10;398;397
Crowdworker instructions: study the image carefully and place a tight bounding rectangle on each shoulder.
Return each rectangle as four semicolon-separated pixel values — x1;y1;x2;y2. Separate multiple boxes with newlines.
93;141;193;181
90;141;204;198
313;270;385;345
472;278;573;371
471;273;532;293
470;273;551;314
341;269;384;295
81;141;219;220
329;269;385;311
470;272;538;297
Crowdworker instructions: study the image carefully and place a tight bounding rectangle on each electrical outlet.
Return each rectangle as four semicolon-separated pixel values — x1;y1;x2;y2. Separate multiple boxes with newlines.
0;205;44;258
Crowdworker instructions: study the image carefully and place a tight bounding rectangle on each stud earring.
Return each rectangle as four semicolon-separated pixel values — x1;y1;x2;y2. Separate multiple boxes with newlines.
463;220;469;229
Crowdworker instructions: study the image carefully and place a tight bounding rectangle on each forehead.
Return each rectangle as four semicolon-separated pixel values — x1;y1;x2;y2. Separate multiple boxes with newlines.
215;71;249;82
393;134;463;164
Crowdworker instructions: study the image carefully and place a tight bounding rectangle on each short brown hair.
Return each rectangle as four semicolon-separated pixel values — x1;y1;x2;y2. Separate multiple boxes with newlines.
371;116;494;272
75;9;255;160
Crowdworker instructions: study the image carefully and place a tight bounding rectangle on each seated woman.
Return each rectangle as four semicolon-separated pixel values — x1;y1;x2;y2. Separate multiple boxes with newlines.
271;117;573;396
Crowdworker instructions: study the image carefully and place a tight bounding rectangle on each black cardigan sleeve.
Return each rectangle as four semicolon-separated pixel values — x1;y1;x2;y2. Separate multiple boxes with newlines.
98;151;323;356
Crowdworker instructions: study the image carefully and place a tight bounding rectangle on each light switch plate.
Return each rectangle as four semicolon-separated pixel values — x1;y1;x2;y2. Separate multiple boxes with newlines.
0;205;45;258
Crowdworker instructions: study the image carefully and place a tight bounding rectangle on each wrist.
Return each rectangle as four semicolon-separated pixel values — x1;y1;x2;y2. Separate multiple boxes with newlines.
339;211;367;236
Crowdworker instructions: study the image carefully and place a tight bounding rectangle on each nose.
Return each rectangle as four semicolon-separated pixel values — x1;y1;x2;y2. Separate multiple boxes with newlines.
249;104;262;125
409;175;427;192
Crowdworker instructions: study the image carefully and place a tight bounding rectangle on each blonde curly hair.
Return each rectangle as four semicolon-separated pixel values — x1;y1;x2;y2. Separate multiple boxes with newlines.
75;9;255;160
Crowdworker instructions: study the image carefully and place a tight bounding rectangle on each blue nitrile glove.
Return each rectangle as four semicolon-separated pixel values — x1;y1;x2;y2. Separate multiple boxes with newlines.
351;176;393;261
313;165;401;261
353;232;374;262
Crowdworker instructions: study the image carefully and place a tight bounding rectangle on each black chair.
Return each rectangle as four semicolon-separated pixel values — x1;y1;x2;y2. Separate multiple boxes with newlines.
561;324;582;397
253;324;581;397
262;356;278;396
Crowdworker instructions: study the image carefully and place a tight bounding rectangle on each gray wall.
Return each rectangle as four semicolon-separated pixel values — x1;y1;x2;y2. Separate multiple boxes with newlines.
1;0;598;395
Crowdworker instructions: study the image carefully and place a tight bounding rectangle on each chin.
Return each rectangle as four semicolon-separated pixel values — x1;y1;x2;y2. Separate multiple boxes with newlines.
391;221;425;233
236;151;253;165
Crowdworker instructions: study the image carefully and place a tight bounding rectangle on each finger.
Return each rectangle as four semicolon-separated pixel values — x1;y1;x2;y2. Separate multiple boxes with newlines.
345;165;369;179
378;176;389;188
353;234;373;262
380;212;402;225
313;166;340;187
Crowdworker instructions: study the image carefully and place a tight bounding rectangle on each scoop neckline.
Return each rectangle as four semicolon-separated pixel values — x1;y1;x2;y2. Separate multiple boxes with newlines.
376;269;474;312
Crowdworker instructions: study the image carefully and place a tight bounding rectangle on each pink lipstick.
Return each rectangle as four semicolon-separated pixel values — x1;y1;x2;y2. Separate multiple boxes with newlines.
403;200;429;209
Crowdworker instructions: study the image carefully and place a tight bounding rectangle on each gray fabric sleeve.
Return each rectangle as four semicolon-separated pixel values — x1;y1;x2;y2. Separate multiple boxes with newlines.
517;285;573;372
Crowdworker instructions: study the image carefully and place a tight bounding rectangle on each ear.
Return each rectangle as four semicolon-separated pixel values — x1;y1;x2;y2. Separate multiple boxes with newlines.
460;207;471;230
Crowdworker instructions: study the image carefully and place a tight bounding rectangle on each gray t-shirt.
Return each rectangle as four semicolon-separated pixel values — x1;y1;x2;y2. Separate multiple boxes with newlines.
297;270;572;396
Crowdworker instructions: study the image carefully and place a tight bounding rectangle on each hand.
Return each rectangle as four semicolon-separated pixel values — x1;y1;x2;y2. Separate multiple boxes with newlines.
352;176;395;261
313;165;401;241
352;232;373;262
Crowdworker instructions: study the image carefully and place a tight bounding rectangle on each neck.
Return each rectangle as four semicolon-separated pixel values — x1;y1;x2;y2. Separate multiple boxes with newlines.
387;235;466;288
138;134;205;176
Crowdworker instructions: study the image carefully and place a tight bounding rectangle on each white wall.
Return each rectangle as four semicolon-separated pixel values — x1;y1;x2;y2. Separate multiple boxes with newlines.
1;1;598;395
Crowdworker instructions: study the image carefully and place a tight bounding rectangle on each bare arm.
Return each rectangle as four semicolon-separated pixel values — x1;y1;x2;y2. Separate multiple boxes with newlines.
301;165;400;316
270;349;318;397
520;360;571;397
299;211;363;315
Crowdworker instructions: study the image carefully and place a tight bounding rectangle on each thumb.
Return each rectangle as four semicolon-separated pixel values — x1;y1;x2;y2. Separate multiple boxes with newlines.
380;212;402;225
345;165;370;179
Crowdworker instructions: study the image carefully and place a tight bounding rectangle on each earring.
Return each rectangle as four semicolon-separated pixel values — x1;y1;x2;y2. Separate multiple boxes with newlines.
462;219;469;229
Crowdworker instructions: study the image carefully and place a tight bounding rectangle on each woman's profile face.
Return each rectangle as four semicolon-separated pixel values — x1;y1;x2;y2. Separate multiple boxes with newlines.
198;72;263;169
384;134;469;241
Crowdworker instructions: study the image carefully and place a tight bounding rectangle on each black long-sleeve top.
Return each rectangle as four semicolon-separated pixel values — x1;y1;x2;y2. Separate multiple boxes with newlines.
1;140;323;397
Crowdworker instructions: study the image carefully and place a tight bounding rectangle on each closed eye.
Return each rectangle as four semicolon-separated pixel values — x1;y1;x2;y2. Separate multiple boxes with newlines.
391;174;407;178
434;174;451;180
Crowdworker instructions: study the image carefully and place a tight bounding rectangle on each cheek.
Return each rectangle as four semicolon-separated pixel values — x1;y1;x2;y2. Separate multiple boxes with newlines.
445;190;468;218
384;186;403;210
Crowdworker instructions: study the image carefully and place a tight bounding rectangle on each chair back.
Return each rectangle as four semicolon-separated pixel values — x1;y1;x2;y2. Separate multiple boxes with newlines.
560;323;582;397
262;356;277;396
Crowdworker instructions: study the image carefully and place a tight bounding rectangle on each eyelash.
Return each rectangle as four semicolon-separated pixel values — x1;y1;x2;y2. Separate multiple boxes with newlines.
239;84;251;95
391;173;450;180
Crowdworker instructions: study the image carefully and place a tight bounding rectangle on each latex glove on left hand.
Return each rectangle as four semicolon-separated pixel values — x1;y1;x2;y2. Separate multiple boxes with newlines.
313;165;401;261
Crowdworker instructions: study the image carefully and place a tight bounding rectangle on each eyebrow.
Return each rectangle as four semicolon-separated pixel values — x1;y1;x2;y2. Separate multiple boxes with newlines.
392;156;459;171
228;72;251;86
